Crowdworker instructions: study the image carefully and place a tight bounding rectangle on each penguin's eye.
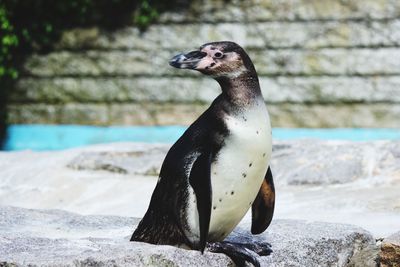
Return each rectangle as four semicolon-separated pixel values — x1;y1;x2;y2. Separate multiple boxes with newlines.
214;52;224;59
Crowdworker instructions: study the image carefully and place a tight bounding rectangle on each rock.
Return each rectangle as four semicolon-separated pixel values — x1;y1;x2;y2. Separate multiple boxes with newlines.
52;21;400;51
7;102;400;127
271;140;400;185
67;145;169;176
22;48;400;77
13;76;400;104
0;141;399;237
157;0;400;23
8;1;400;128
107;102;210;126
268;103;400;128
0;206;379;267
380;231;400;267
66;140;400;186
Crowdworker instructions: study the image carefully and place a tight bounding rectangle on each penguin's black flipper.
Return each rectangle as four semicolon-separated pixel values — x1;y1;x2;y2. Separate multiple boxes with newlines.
189;150;212;253
251;166;275;234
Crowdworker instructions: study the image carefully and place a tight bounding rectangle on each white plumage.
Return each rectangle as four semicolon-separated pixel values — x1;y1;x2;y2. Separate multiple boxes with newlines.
185;99;272;242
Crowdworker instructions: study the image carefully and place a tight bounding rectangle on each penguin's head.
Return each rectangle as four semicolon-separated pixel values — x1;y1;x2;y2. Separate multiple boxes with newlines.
169;41;256;79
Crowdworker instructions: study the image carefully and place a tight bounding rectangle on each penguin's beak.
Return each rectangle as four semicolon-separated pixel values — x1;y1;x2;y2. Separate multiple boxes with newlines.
169;50;207;69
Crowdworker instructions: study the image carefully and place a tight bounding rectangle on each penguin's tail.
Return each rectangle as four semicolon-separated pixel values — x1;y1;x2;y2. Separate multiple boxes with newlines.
130;210;189;248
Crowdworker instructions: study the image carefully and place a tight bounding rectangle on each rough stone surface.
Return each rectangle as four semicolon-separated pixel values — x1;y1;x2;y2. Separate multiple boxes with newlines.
381;231;400;267
67;146;168;176
156;0;400;22
7;102;400;127
65;140;400;186
7;0;400;127
271;140;400;185
53;21;400;50
0;141;399;238
12;76;400;104
22;48;400;77
0;206;379;267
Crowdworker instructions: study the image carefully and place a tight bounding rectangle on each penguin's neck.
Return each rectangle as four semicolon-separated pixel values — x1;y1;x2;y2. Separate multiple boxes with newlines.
216;72;262;107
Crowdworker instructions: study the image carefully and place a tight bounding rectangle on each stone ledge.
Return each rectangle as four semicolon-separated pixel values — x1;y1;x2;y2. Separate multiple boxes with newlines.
0;141;398;237
157;0;400;23
23;48;400;77
66;140;400;186
54;19;400;50
11;76;400;104
0;206;379;267
7;103;400;127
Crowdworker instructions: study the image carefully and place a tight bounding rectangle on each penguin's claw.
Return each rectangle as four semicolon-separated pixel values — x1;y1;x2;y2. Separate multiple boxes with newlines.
240;241;272;256
206;241;272;267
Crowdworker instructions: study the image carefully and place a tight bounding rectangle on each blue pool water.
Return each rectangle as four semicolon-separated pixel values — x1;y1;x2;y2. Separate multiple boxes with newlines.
3;125;400;151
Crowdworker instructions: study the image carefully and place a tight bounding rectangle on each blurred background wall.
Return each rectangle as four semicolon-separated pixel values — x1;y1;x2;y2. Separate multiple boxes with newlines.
6;0;400;127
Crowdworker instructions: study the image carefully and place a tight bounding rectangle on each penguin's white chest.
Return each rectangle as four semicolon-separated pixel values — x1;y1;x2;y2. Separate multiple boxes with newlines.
208;102;272;241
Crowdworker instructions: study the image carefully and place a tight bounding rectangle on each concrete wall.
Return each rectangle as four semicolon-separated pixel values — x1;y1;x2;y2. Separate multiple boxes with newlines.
8;0;400;127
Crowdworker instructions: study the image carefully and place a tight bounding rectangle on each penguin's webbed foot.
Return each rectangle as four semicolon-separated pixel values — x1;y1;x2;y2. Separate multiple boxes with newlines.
206;241;272;267
239;241;272;256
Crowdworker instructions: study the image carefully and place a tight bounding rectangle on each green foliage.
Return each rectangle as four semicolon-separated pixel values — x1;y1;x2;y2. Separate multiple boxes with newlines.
134;0;159;29
0;4;18;79
0;0;172;82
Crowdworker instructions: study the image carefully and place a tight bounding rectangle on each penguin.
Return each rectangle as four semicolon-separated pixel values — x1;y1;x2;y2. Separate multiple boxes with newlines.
131;41;275;267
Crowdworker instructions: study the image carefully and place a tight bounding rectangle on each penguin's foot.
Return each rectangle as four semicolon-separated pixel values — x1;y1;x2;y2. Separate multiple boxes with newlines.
206;241;272;267
239;241;272;256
